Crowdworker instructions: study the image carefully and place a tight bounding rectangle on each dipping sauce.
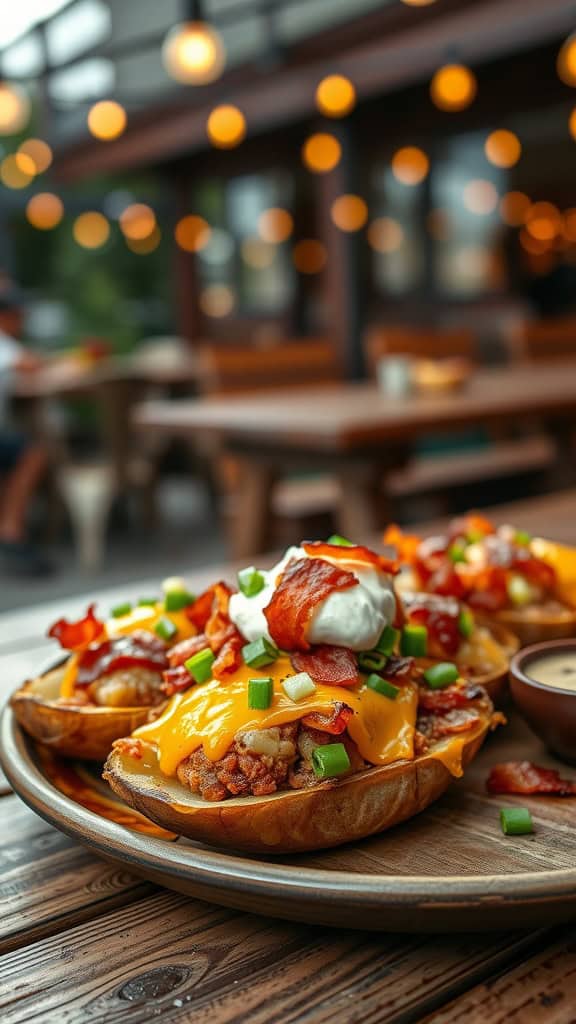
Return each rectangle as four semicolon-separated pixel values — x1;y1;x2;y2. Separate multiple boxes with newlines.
527;652;576;691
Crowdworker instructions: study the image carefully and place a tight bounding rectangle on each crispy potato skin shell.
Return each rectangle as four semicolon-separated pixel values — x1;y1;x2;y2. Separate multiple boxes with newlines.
11;672;152;761
471;620;519;703
103;721;489;854
494;608;576;647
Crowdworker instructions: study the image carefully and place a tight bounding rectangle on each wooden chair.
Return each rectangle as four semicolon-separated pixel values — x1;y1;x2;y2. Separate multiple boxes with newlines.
364;325;476;376
196;339;341;396
509;315;576;363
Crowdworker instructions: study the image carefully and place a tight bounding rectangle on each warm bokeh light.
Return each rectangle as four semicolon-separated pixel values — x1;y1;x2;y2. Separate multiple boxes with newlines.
426;208;451;240
206;104;246;148
401;0;436;4
73;212;110;249
257;207;294;244
430;63;477;112
391;146;429;185
126;226;162;254
484;129;521;168
87;100;127;141
302;133;341;173
563;208;576;243
241;237;275;269
367;217;404;253
163;21;225;85
462;179;498;215
525;201;562;242
519;228;551;255
18;139;52;174
0;83;31;135
175;214;211;252
315;75;356;118
557;34;576;87
119;203;156;241
0;154;34;189
499;191;531;226
26;192;64;230
292;239;327;274
569;107;576;141
331;194;368;232
199;284;235;317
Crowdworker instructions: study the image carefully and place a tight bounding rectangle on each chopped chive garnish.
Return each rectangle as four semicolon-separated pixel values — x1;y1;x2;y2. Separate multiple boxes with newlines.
326;534;354;547
111;602;132;618
138;597;158;607
466;529;484;544
400;624;428;657
164;589;195;612
458;608;474;639
282;672;316;702
375;625;399;656
365;674;400;700
237;566;266;598
448;543;467;564
312;743;351;779
248;677;274;710
500;807;533;836
185;647;215;683
514;530;532;546
154;617;178;642
507;574;533;607
358;650;388;673
423;661;459;689
242;636;279;669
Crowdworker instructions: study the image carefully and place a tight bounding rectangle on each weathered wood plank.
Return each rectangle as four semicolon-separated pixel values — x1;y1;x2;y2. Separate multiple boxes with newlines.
423;929;576;1024
0;886;551;1024
0;795;152;954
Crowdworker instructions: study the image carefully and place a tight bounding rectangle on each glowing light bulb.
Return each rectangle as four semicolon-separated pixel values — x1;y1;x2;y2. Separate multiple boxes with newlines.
26;193;64;230
163;21;225;85
430;63;477;112
558;34;576;86
18;139;52;174
0;154;34;189
175;215;211;252
367;217;404;253
87;101;127;141
127;226;162;254
0;83;30;135
462;179;498;215
330;194;368;232
525;202;561;242
73;212;110;249
499;191;530;227
119;204;156;241
199;284;235;317
292;240;327;274
257;208;293;244
206;105;246;148
315;75;356;118
484;130;521;168
302;133;341;173
391;146;429;185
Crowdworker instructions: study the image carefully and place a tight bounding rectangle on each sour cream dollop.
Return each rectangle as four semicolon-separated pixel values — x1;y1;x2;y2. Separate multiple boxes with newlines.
229;546;396;652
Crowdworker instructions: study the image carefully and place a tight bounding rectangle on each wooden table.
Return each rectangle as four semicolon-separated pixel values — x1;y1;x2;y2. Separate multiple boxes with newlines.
2;490;576;1023
134;362;576;558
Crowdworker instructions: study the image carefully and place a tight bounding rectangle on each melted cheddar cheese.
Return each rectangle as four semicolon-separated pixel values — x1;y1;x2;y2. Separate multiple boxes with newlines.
135;656;419;775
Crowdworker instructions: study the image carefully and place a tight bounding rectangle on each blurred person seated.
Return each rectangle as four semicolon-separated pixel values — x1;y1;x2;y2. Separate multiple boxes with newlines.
0;289;52;576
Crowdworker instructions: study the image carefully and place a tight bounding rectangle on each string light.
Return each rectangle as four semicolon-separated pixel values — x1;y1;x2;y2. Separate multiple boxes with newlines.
18;139;52;174
401;0;437;5
73;212;110;249
87;100;127;141
563;209;576;243
525;202;561;241
569;107;576;140
484;129;521;168
175;215;211;252
199;284;235;317
26;193;64;230
462;179;498;215
430;63;477;111
163;20;225;85
292;240;327;273
331;194;368;231
257;208;293;243
0;83;30;134
206;104;246;148
315;75;356;118
126;226;162;254
119;203;156;240
302;133;341;173
519;228;550;255
499;191;531;227
367;217;404;253
241;237;275;269
0;154;34;189
557;33;576;86
391;146;429;185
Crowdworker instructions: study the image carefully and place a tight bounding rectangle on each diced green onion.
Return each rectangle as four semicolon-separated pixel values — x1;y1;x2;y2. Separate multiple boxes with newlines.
185;647;215;683
326;534;354;546
312;743;351;779
507;574;534;607
423;661;459;689
365;674;400;700
242;636;279;668
164;590;196;612
138;597;158;607
400;624;428;657
375;625;399;656
448;543;467;564
248;677;274;710
466;529;484;544
500;807;533;836
514;530;532;546
154;617;178;642
358;650;388;672
458;608;474;639
110;602;132;618
237;566;266;598
282;672;316;702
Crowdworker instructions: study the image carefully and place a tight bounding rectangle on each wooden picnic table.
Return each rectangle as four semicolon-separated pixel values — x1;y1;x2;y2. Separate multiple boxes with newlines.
134;361;576;558
2;488;576;1023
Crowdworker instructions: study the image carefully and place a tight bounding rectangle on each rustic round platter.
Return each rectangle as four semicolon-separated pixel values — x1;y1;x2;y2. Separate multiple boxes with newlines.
3;697;576;933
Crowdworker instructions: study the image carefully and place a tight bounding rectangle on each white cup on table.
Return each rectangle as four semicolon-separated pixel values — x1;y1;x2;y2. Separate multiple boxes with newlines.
376;356;414;397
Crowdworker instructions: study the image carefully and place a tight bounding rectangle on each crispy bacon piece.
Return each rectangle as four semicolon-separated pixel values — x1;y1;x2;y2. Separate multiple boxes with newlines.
264;557;358;651
430;709;481;735
449;513;495;541
112;737;144;759
212;634;243;679
384;655;414;681
48;604;106;650
302;541;399;575
382;525;422;566
486;761;576;796
75;630;168;687
168;633;209;668
291;645;359;687
417;684;484;714
185;586;216;631
405;599;461;658
302;701;354;735
161;664;195;696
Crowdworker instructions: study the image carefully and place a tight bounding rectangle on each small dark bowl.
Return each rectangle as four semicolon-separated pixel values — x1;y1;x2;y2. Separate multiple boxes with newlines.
509;640;576;765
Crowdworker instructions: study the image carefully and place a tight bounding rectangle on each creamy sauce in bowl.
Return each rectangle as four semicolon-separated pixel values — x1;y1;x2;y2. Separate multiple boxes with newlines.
527;652;576;691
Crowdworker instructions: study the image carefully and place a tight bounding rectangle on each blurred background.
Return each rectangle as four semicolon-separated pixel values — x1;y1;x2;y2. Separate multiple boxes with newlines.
1;0;576;610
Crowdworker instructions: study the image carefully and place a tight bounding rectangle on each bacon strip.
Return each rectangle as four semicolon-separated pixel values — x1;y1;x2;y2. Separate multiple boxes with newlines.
302;541;398;575
162;664;195;696
185;586;216;631
302;701;353;735
264;557;358;651
417;684;484;714
291;645;359;687
48;604;106;650
486;761;576;796
168;633;210;668
382;525;422;565
75;630;168;687
169;582;243;683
